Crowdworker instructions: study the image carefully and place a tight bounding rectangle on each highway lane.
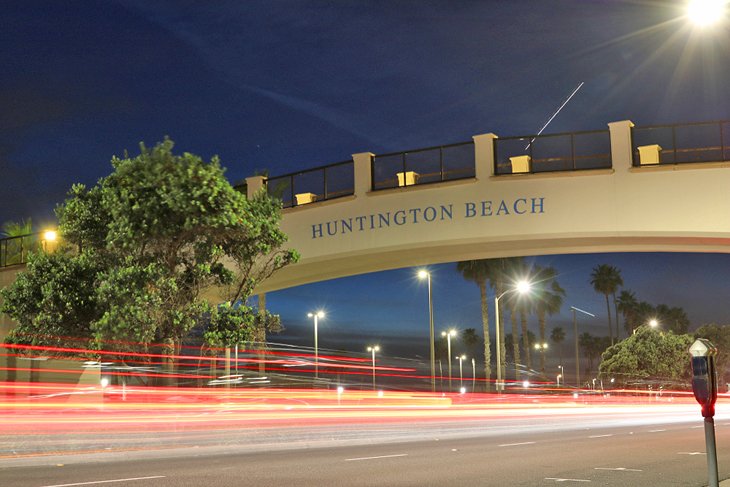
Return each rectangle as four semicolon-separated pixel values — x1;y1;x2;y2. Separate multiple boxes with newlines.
3;409;730;486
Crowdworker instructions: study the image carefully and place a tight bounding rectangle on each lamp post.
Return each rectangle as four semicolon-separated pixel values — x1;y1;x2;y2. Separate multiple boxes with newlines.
570;306;595;388
557;365;564;386
441;329;457;390
471;358;476;392
534;342;548;372
457;354;466;390
367;345;380;390
418;270;435;393
495;281;531;392
307;311;325;379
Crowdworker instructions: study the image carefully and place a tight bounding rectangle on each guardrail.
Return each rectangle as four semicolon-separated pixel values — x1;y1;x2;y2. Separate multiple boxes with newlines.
632;121;730;166
0;233;38;268
371;141;475;190
494;129;611;175
266;160;355;209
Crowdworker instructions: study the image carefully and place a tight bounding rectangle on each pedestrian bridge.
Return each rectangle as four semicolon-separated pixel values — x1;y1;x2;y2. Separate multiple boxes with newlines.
245;119;730;293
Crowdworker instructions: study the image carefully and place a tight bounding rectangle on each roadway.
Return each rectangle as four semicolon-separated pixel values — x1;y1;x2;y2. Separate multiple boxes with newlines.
2;403;729;486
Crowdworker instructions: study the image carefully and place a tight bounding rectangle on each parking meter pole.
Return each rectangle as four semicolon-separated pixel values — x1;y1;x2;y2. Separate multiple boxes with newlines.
705;417;719;487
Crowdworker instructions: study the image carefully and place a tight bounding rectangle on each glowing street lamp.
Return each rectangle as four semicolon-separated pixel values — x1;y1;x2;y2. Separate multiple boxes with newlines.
441;329;457;390
471;357;476;392
495;280;531;392
418;270;435;392
687;0;726;27
42;229;58;252
307;311;325;378
571;306;595;388
456;354;466;390
367;345;380;390
649;318;660;328
557;365;564;386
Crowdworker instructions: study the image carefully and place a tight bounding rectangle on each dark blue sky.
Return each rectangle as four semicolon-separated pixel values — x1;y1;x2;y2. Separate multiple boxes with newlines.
3;1;730;360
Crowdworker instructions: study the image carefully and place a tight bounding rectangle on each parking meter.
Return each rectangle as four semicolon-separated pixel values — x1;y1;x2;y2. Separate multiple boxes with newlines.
689;338;718;418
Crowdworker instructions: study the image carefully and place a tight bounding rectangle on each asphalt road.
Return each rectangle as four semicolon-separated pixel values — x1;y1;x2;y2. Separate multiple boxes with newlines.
3;408;730;486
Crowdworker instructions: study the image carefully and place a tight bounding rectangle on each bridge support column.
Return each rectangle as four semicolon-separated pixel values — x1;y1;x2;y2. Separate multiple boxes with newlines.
245;175;266;198
608;120;635;172
352;152;375;197
472;133;499;179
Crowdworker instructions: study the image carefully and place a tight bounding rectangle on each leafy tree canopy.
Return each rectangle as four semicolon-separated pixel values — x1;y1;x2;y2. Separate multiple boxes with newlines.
598;326;693;387
694;324;730;385
2;139;298;355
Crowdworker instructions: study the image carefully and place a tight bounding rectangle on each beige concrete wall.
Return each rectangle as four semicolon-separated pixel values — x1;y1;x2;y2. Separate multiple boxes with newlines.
252;120;730;292
0;265;23;342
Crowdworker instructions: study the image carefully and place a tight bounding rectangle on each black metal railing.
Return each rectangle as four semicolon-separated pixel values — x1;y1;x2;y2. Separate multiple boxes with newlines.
371;141;475;191
0;233;38;268
632;121;730;166
494;130;612;175
266;160;355;209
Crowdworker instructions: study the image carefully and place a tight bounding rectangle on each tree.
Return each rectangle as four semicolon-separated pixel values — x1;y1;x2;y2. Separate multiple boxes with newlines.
532;265;564;373
550;326;566;367
462;327;481;361
457;260;498;390
694;324;730;386
616;289;639;335
2;139;298;360
599;326;693;387
590;264;623;345
655;305;690;334
579;333;611;377
1;218;34;265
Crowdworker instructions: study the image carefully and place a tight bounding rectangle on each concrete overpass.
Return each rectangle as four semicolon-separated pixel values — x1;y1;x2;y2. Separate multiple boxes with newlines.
247;119;730;293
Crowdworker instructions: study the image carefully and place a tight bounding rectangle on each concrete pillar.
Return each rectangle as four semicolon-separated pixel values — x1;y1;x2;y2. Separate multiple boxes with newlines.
608;120;635;172
473;133;499;179
245;175;266;199
352;152;374;197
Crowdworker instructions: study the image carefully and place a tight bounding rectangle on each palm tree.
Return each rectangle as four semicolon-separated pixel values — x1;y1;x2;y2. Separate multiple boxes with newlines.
1;218;33;237
616;289;639;335
2;218;33;265
457;260;497;390
462;327;481;360
533;265;565;373
590;264;623;345
550;326;566;368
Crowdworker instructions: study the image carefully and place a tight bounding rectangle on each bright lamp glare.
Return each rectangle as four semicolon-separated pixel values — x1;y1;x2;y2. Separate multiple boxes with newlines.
417;270;429;279
43;230;57;242
687;0;726;26
516;280;531;294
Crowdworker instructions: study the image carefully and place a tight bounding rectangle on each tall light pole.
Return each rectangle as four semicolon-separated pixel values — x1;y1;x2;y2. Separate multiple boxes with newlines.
557;364;564;386
441;329;457;390
471;358;476;392
457;354;466;390
307;311;325;379
418;270;435;392
571;306;595;388
495;281;531;392
367;345;380;390
534;342;548;372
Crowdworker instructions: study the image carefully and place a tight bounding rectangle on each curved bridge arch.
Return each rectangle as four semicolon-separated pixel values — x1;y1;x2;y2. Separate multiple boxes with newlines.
251;120;730;293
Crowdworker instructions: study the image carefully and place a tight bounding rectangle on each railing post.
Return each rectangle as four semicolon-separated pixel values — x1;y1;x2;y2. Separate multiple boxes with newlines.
352;152;374;197
608;120;635;172
245;175;266;199
473;133;498;179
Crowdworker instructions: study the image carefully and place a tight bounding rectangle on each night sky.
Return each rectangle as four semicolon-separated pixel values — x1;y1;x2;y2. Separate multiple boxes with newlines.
3;1;730;363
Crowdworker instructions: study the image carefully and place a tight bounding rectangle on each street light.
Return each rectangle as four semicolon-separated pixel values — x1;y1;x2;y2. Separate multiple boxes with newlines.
557;365;564;386
307;311;325;378
471;357;476;392
42;229;58;252
687;0;726;27
570;306;595;389
367;345;380;390
494;280;531;392
534;342;548;372
418;270;435;392
456;354;466;390
649;318;659;328
441;329;457;390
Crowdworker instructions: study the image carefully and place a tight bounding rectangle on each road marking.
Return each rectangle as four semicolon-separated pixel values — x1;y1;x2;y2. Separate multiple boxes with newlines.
545;478;591;483
678;452;706;455
41;477;166;487
345;454;408;462
589;434;613;438
498;441;536;447
691;425;704;429
649;429;666;433
594;467;642;472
